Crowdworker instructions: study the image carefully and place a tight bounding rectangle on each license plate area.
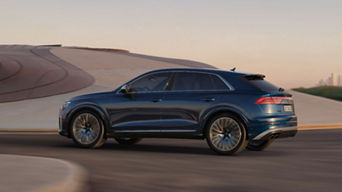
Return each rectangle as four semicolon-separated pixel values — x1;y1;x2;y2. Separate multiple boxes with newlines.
284;105;293;112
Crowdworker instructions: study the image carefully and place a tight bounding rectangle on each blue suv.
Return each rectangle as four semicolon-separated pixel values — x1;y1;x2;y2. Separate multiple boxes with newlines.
59;68;297;155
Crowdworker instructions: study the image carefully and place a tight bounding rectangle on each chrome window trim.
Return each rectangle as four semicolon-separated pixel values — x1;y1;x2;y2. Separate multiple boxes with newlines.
116;70;235;94
116;71;173;94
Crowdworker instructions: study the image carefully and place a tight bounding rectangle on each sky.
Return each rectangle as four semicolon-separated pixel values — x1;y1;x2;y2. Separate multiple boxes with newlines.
0;0;341;88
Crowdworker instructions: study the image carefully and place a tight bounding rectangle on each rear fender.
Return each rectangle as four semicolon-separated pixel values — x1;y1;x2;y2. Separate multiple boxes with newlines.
200;105;250;132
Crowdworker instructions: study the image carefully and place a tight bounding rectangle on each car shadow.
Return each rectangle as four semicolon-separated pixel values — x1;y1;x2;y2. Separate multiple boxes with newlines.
0;134;291;157
100;142;214;155
60;142;290;157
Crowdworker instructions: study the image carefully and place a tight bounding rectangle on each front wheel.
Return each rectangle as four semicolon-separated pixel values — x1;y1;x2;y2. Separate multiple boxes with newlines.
70;110;106;148
247;139;274;151
206;114;247;155
115;137;142;145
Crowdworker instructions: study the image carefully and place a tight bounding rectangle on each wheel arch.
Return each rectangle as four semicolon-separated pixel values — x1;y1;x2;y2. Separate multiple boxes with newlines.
201;106;250;139
67;104;110;137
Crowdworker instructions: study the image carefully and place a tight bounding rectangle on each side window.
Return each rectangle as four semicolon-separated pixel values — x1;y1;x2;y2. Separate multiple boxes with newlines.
210;75;229;90
129;72;172;92
171;72;229;91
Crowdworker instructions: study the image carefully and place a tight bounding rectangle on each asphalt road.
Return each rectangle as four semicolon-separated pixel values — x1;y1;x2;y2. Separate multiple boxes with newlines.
0;129;341;192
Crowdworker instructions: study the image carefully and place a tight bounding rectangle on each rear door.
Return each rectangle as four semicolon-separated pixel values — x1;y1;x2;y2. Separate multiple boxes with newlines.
160;72;230;133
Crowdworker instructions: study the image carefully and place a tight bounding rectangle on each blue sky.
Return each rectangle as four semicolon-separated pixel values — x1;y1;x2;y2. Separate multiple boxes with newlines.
1;0;341;87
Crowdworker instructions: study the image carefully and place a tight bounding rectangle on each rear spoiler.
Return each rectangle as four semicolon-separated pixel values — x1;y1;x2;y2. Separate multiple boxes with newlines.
264;92;293;97
243;74;266;80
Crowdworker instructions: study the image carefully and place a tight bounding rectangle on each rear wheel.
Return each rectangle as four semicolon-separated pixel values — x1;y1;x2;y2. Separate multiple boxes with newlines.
206;113;247;155
70;110;106;148
115;137;142;145
247;139;274;151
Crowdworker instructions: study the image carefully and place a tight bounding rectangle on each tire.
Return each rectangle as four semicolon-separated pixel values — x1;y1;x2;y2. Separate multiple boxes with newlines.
247;139;274;151
115;137;142;145
70;110;106;148
206;113;247;155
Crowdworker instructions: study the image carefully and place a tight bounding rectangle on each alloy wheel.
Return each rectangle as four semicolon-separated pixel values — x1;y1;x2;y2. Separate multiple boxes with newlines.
209;117;242;152
72;113;101;145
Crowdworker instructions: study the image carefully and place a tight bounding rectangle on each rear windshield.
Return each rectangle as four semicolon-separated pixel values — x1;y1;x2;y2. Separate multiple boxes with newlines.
248;80;279;91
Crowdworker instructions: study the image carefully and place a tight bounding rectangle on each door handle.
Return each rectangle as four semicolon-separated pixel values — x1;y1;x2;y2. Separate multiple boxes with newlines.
202;98;215;102
151;98;162;102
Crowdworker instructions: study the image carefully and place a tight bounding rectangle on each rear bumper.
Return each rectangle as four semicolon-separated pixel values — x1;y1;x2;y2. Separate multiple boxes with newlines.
252;126;297;141
248;115;297;141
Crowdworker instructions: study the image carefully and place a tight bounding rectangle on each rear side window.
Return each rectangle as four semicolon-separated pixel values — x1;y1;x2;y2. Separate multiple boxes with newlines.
211;75;229;90
171;72;228;91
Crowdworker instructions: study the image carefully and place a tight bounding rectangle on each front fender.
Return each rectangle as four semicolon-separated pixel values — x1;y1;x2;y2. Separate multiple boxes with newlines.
67;103;110;133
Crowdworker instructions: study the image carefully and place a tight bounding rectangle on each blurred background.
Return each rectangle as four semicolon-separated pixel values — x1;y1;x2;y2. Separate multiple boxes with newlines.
1;0;341;88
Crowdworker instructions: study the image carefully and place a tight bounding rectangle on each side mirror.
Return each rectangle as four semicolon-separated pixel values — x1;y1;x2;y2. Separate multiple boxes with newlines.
119;85;136;98
119;85;129;94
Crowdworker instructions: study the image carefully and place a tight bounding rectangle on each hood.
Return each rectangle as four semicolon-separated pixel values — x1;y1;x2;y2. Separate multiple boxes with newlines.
70;91;111;101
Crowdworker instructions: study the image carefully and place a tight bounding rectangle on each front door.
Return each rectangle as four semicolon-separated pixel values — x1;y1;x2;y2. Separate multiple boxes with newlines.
109;72;172;133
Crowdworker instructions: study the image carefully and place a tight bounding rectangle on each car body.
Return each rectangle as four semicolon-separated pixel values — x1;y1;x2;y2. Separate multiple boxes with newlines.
59;68;297;155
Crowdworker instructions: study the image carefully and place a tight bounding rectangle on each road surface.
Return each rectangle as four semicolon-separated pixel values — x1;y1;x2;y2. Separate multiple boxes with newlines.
0;129;341;192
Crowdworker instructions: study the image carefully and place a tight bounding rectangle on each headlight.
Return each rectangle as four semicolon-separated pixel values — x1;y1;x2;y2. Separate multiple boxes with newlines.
60;101;71;112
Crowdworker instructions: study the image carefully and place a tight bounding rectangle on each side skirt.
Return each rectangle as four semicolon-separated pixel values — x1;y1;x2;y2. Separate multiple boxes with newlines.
106;129;204;139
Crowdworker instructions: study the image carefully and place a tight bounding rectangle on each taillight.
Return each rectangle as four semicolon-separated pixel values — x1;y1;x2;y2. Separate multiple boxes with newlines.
255;97;293;104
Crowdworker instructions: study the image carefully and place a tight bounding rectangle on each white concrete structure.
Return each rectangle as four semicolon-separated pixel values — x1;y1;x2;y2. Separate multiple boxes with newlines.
0;46;208;130
289;90;342;124
0;154;87;192
0;46;341;131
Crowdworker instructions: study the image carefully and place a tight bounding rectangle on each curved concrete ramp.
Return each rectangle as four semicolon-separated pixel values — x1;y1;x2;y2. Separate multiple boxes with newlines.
120;52;215;69
0;45;94;102
290;90;342;124
0;58;22;81
0;154;87;192
0;46;214;130
51;47;213;88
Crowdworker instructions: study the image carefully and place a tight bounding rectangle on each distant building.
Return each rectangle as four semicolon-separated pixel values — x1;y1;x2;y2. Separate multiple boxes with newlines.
318;79;326;86
331;73;339;86
317;73;341;87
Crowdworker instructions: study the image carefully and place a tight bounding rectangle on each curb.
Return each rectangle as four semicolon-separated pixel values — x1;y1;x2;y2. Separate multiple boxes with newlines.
35;159;88;192
298;123;342;130
0;154;88;192
0;128;57;134
0;130;57;134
